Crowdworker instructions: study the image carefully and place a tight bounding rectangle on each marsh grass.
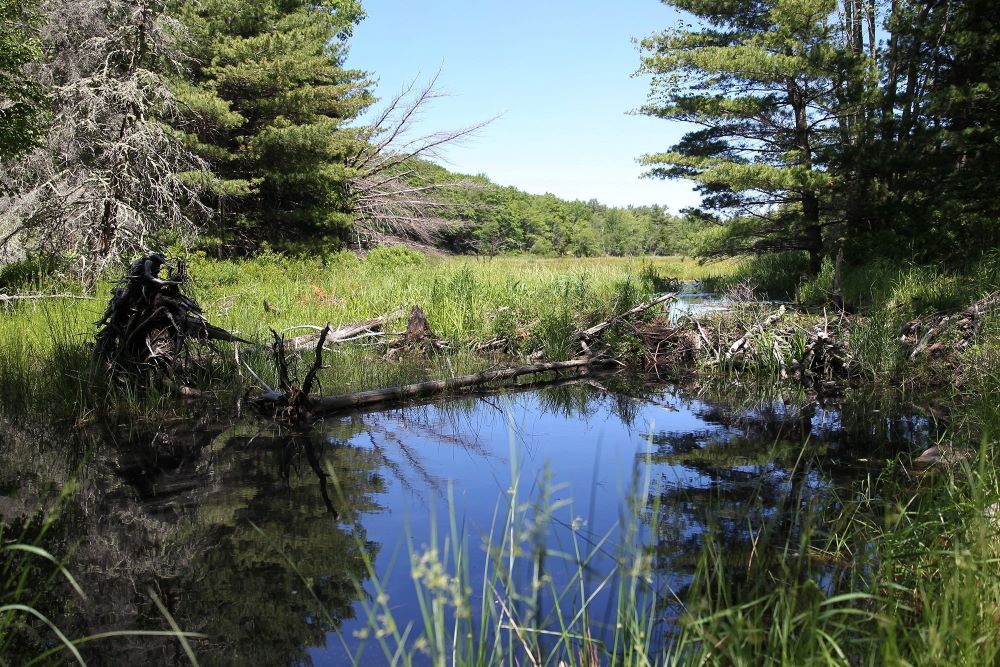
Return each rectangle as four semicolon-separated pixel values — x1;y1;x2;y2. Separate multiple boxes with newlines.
0;254;733;420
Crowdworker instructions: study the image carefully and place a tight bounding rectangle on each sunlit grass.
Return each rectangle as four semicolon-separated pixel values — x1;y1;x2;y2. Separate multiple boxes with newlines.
0;252;736;419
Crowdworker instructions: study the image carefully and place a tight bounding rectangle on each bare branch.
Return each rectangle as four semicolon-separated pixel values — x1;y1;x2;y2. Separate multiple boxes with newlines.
346;72;494;249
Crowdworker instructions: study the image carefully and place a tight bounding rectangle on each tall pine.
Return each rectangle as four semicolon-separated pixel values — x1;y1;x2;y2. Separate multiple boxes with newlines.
638;0;859;273
170;0;372;249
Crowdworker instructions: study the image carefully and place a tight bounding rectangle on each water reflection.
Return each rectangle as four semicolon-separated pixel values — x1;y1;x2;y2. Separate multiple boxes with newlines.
0;379;945;664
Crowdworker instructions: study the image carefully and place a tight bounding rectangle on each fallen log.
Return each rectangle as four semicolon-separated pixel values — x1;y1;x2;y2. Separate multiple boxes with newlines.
0;293;94;305
254;357;599;419
278;306;406;351
571;292;677;343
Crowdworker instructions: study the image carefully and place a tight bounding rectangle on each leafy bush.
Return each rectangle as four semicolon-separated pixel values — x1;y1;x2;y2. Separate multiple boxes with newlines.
364;246;428;270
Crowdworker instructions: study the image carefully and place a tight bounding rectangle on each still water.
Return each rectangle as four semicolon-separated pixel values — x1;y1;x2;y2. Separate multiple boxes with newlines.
0;379;937;665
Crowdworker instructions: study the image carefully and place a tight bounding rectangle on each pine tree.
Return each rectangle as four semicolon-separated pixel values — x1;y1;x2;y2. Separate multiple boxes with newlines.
170;0;372;248
881;0;1000;259
638;0;856;273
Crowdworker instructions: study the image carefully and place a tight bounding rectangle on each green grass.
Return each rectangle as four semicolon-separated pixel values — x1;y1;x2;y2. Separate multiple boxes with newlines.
5;250;1000;665
0;252;736;419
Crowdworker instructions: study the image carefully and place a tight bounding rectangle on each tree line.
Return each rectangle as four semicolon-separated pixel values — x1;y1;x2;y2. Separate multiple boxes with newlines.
2;0;995;275
404;160;705;258
639;0;999;272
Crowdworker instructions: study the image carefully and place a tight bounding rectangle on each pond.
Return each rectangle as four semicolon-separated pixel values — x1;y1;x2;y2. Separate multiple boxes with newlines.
0;378;939;665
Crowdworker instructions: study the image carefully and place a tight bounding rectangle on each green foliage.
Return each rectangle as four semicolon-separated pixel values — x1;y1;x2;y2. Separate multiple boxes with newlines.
639;0;1000;271
0;254;67;291
639;0;852;272
363;245;427;270
414;159;700;258
0;0;45;162
169;0;372;247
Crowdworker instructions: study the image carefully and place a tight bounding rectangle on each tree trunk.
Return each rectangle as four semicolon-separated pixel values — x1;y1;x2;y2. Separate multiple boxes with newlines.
804;193;823;275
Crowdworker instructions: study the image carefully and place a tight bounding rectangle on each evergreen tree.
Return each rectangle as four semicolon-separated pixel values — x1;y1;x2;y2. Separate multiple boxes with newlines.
877;0;1000;259
638;0;856;273
170;0;372;248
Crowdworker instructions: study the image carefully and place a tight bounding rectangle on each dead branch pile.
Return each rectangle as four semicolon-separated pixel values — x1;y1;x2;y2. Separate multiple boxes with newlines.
559;292;678;361
789;324;852;389
94;254;247;375
902;291;1000;359
635;318;701;367
251;293;688;421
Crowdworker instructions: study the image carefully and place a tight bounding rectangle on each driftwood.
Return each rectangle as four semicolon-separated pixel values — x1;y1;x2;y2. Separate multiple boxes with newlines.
277;306;406;352
0;293;94;306
726;305;785;360
94;253;248;374
790;325;852;389
903;291;1000;359
254;328;599;421
571;292;677;344
252;291;681;421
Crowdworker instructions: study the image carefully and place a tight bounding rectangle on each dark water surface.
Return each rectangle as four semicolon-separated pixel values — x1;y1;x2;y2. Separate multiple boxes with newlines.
0;379;939;665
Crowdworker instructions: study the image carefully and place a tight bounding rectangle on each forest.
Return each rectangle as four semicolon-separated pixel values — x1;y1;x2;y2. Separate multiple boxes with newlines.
2;1;1000;666
1;0;997;274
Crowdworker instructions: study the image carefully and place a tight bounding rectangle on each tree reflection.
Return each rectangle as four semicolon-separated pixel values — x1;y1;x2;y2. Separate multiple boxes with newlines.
641;388;927;616
0;414;387;666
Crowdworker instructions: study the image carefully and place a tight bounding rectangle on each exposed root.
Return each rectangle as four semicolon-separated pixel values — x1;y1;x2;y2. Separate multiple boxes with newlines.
94;253;249;377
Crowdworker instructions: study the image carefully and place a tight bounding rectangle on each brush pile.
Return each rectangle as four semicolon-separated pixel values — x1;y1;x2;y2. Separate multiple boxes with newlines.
788;324;852;389
94;253;246;375
902;291;1000;359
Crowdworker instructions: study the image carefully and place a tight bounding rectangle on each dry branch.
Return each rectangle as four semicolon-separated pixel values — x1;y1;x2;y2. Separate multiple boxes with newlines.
0;293;94;305
571;293;677;343
725;305;785;360
347;71;493;248
904;290;1000;358
278;306;407;352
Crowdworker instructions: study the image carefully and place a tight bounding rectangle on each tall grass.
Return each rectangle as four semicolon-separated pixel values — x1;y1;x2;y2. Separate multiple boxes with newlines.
0;254;735;420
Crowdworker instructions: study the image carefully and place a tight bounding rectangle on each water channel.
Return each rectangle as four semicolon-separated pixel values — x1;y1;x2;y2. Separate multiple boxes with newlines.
0;373;939;665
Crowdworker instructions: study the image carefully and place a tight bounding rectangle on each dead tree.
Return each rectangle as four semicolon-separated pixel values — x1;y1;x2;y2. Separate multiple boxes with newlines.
347;71;492;249
94;253;246;375
0;0;209;275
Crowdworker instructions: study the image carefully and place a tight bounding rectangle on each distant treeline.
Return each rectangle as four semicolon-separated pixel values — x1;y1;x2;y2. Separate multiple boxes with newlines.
401;161;700;258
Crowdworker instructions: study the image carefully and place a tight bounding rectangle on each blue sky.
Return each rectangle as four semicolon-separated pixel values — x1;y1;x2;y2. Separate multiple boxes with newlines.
344;0;699;212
